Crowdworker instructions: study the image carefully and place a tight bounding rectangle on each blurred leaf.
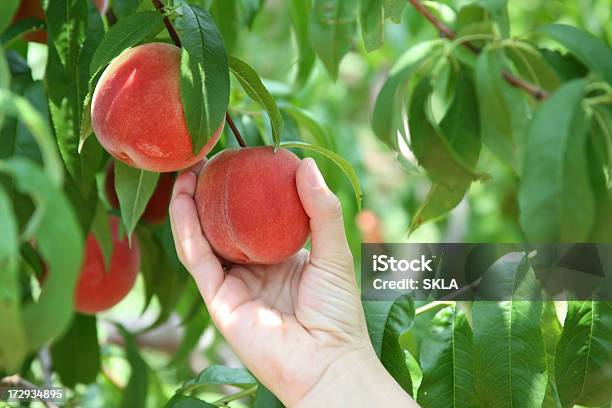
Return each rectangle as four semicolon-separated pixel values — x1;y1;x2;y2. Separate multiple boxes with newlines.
0;0;19;34
537;24;612;84
229;56;283;145
279;103;333;149
176;2;230;153
475;47;529;173
589;107;612;241
240;0;264;28
89;11;164;78
0;90;63;186
167;308;209;367
118;324;149;408
289;0;316;89
178;365;256;394
91;199;112;268
473;0;509;37
540;49;588;82
309;0;357;80
0;183;26;373
541;302;563;408
360;0;384;52
372;40;442;148
51;314;100;388
279;141;362;209
472;253;547;407
429;58;457;123
383;0;406;23
114;0;144;17
409;79;485;186
417;306;477;408
506;44;560;92
114;161;159;240
0;158;83;351
211;0;238;54
555;300;612;407
165;395;215;408
364;294;415;395
253;383;283;408
519;80;594;242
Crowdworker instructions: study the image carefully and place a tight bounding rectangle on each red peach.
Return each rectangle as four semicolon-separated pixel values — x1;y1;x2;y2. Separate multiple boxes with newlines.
194;147;310;264
12;0;47;44
105;161;175;225
91;43;223;172
75;217;140;314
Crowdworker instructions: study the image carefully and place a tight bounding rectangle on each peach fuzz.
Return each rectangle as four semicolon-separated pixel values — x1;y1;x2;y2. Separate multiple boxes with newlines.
195;147;310;264
91;43;223;172
75;217;140;314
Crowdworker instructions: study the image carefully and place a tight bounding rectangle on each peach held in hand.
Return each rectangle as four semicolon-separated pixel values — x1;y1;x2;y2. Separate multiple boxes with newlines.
195;147;310;264
91;43;223;172
75;217;140;314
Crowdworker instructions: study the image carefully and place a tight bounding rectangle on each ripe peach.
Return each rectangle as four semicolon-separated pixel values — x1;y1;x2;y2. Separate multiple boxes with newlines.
91;43;223;172
195;147;310;264
12;0;47;44
105;161;175;225
75;217;140;314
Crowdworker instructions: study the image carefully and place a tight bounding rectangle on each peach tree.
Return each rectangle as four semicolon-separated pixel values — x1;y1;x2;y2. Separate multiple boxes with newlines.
0;0;610;407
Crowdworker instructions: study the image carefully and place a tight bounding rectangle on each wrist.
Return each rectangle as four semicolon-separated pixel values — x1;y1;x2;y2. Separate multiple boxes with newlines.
292;346;416;408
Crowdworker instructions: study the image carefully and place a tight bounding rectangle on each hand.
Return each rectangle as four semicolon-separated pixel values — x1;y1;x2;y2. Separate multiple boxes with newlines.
170;158;416;407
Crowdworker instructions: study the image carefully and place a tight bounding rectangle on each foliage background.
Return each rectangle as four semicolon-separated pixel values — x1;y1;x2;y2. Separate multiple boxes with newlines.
0;0;611;407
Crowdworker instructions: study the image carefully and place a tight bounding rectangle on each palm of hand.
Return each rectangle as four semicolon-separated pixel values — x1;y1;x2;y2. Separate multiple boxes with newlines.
210;250;369;404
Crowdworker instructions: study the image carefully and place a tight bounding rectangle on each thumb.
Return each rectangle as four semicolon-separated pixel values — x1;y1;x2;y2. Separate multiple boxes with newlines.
296;158;353;271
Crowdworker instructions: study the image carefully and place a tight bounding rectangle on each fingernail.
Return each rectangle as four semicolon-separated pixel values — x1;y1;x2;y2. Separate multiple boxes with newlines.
306;158;327;189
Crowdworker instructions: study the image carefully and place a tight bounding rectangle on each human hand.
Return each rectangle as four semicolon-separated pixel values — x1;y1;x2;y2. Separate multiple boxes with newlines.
170;157;416;407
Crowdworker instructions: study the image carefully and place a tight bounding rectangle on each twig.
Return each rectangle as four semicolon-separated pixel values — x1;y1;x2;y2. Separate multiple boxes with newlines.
0;375;58;408
225;113;247;147
407;0;549;100
150;0;182;47
150;0;248;147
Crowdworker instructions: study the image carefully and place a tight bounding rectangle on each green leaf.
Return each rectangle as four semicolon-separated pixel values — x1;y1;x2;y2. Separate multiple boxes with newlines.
364;295;415;395
372;40;443;148
176;2;230;153
279;103;334;149
506;43;560;92
45;0;88;72
0;183;26;373
279;141;362;209
0;0;19;34
228;56;283;146
475;47;530;173
417;306;478;408
518;79;595;242
0;90;63;186
589;107;612;241
473;0;509;37
210;0;238;54
541;302;563;408
537;24;612;84
383;0;406;23
91;199;112;268
472;253;548;407
51;314;100;388
410;181;469;233
360;0;384;52
89;11;164;78
555;300;612;407
409;78;485;186
309;0;357;80
253;383;284;408
289;0;316;89
165;395;216;408
118;324;149;408
114;161;159;240
167;307;209;367
0;158;83;351
178;365;256;394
